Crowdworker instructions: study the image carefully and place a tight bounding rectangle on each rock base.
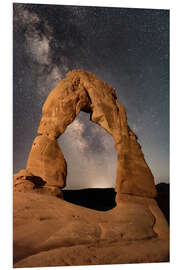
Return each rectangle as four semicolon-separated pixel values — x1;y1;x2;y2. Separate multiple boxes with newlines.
13;170;63;198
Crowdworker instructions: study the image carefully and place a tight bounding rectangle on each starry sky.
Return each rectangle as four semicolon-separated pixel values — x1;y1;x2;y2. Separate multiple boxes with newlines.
13;3;169;189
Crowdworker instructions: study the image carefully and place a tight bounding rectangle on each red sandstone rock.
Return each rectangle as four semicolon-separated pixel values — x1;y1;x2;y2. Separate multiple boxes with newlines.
26;70;157;200
13;191;169;268
26;135;67;188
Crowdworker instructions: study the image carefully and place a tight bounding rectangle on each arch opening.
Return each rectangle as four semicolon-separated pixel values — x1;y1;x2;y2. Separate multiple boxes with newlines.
58;111;117;211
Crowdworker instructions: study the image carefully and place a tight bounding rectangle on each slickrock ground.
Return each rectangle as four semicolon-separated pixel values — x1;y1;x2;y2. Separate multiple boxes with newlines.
13;190;169;268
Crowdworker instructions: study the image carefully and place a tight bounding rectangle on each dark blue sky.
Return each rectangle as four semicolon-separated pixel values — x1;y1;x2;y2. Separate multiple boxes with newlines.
13;3;169;188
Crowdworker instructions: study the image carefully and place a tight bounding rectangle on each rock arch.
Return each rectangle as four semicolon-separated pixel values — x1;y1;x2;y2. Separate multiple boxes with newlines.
26;70;157;203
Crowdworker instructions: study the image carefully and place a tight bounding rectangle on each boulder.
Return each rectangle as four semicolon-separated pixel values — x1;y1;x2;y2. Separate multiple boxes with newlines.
13;169;63;197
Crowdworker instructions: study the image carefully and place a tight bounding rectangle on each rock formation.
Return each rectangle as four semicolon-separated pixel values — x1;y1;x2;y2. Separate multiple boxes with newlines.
15;70;157;201
13;169;64;198
13;70;169;268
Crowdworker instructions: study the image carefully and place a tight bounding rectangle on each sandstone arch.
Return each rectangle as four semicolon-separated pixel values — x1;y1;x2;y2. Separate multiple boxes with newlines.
26;70;157;202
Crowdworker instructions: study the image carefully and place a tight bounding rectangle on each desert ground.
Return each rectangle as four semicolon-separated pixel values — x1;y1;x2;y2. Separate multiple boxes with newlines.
13;189;169;268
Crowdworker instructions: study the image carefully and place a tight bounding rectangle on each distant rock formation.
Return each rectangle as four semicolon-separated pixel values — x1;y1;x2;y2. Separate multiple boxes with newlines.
15;70;157;202
63;188;117;211
156;183;169;224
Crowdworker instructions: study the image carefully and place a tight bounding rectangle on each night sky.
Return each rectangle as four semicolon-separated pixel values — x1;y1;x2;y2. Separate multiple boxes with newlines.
13;3;169;188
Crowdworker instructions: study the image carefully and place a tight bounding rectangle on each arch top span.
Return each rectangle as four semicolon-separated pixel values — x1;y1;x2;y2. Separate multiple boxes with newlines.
37;69;124;143
26;70;157;202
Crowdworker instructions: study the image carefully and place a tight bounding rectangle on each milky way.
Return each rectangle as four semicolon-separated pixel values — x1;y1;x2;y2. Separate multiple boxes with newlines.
13;3;169;187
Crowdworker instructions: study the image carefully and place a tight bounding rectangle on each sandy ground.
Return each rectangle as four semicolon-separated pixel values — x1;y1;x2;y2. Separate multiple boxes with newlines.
13;191;169;268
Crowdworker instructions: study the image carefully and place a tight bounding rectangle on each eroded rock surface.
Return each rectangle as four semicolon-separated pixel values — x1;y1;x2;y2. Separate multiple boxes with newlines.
13;169;63;198
26;135;67;188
